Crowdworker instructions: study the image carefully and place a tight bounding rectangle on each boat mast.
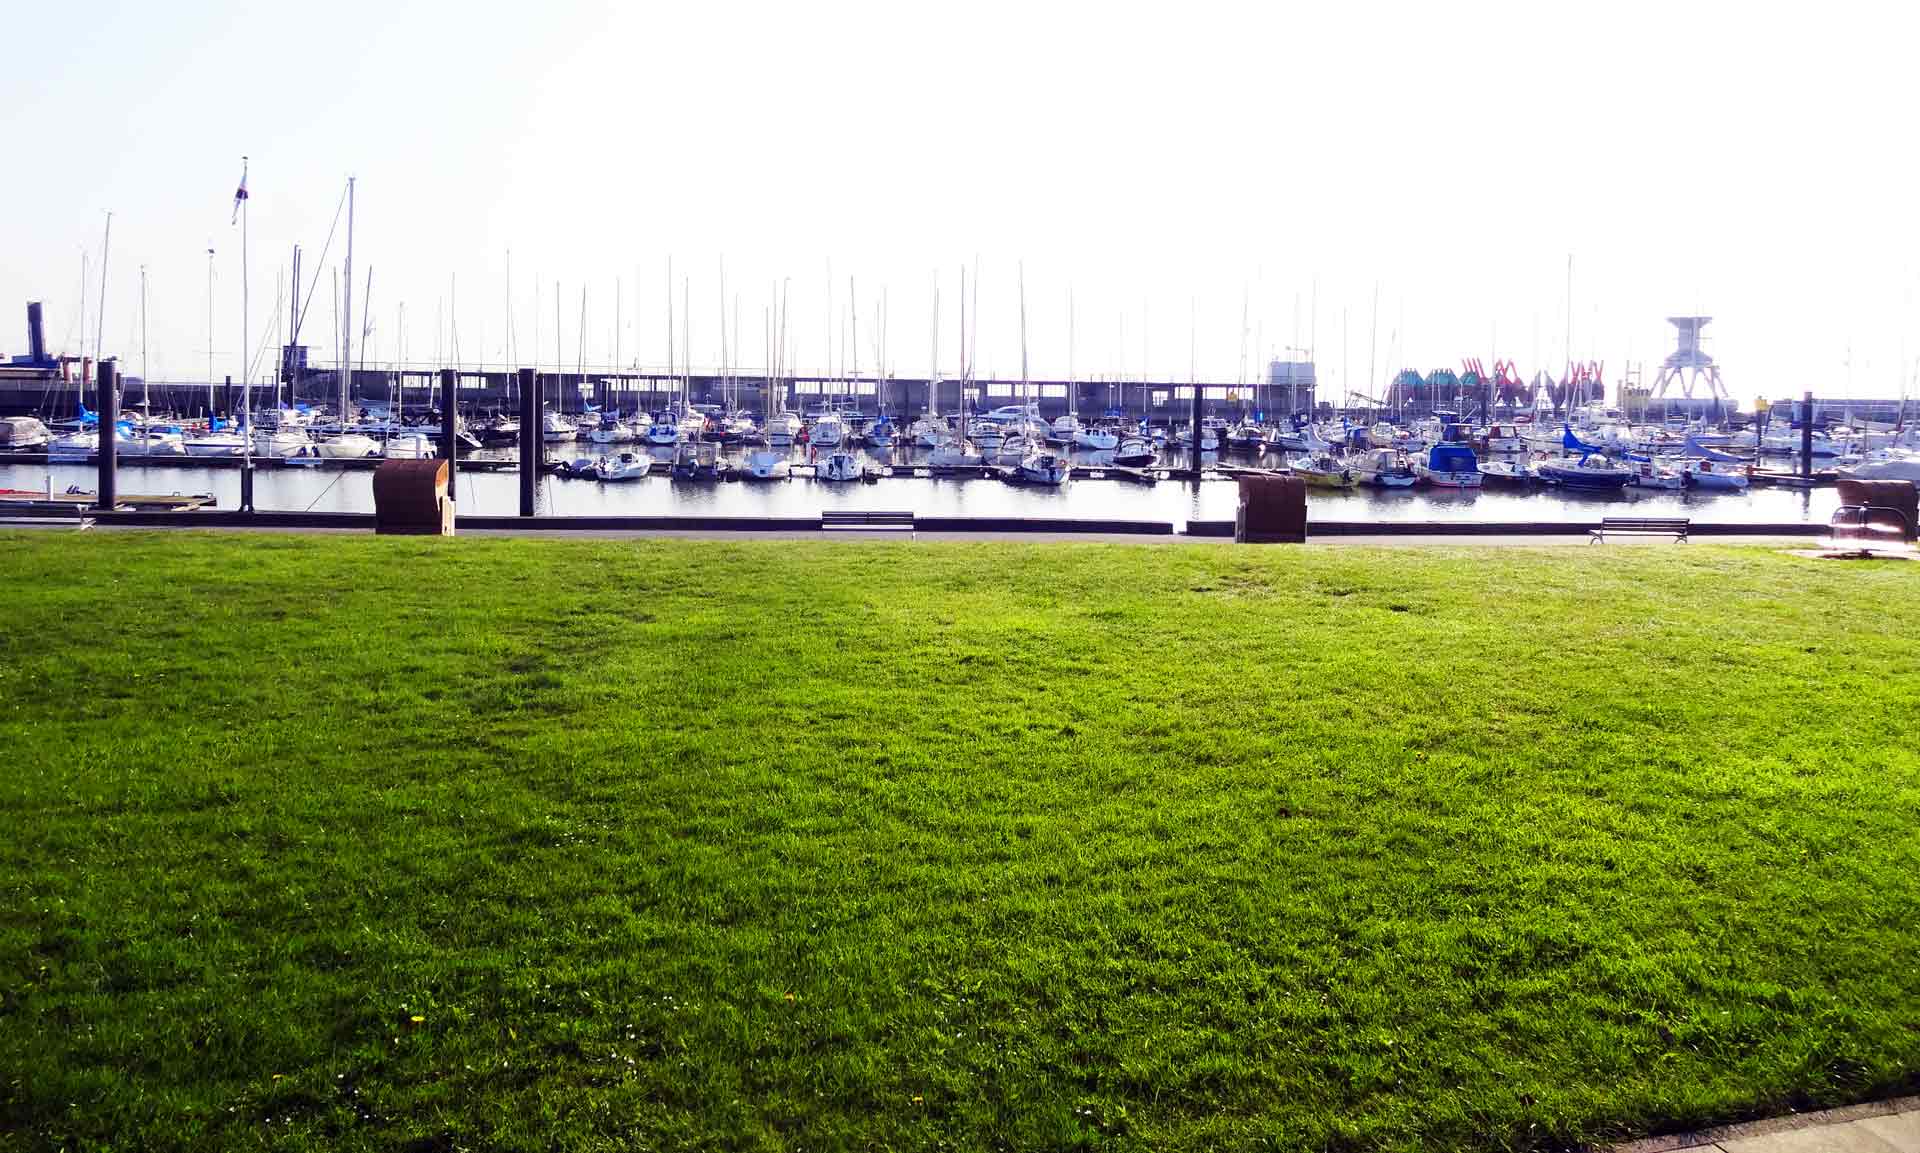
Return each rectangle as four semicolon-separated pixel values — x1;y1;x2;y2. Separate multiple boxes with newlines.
930;272;939;419
849;276;859;409
341;177;355;424
140;265;149;411
206;245;216;417
95;212;112;376
238;157;248;430
665;257;674;411
1018;262;1029;410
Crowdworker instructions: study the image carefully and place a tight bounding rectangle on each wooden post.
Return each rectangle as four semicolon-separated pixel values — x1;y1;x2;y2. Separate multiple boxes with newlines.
518;367;538;516
1800;390;1814;479
96;360;117;510
439;368;458;503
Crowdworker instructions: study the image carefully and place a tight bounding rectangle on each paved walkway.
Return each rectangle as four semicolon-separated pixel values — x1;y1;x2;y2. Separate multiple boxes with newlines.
1615;1096;1920;1153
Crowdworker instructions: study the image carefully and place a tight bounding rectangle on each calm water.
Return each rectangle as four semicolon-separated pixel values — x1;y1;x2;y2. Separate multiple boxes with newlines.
0;446;1838;525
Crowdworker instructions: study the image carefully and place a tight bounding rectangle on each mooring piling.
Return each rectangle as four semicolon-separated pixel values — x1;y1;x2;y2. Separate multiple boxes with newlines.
440;368;458;502
96;360;117;510
518;367;538;516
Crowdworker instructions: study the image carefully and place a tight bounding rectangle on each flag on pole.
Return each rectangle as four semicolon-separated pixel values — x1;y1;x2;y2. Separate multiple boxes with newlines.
231;157;249;224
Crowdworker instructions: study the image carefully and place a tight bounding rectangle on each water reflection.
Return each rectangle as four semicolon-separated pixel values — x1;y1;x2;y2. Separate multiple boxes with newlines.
0;443;1843;525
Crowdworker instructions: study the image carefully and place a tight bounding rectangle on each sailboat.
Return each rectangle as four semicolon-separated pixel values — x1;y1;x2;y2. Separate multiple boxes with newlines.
320;178;379;460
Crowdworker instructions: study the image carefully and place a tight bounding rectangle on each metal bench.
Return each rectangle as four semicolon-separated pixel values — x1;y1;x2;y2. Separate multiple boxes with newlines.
1589;516;1689;543
821;509;915;536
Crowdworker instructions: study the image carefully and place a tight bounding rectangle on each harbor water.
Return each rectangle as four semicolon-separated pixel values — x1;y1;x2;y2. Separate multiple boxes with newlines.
0;446;1842;525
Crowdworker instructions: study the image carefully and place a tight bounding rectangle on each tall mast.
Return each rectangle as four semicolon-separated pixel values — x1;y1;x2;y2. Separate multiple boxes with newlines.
718;257;728;411
78;251;87;410
665;257;674;408
238;157;248;428
930;271;939;418
287;244;300;410
341;176;355;422
139;265;150;410
95;212;112;373
849;276;859;405
1018;262;1029;406
206;245;215;416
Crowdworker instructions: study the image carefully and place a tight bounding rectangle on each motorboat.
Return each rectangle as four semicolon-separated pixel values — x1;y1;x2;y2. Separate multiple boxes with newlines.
865;417;897;448
764;412;802;446
1048;414;1081;445
1483;423;1523;453
253;427;312;457
317;432;381;459
1352;448;1418;488
120;425;188;457
1416;442;1483;488
677;410;709;444
1839;454;1920;483
1073;424;1119;451
909;414;950;448
995;433;1032;462
1291;453;1356;488
46;430;97;460
721;414;758;444
1173;424;1220;452
928;438;982;469
1624;458;1683;490
593;451;653;481
1536;452;1630;490
184;429;248;457
645;414;680;446
1681;457;1750;490
1224;421;1265;451
383;432;437;459
1478;459;1535;486
742;450;791;480
810;413;847;448
541;411;578;443
1112;436;1155;467
588;416;636;445
0;416;49;450
967;419;1004;448
476;415;520;446
818;449;863;481
1017;449;1071;485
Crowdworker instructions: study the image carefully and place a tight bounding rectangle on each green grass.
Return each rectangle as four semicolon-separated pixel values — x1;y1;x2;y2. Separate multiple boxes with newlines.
1;534;1917;1152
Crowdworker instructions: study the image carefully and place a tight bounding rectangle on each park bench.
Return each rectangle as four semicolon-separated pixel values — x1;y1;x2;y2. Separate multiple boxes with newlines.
821;509;915;536
1589;516;1689;544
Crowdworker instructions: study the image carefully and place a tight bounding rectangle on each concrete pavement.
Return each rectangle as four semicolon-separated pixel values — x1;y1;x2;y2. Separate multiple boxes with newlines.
1614;1097;1920;1153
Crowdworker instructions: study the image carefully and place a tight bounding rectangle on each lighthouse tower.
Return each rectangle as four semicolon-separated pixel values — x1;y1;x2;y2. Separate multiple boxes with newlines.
1649;317;1728;414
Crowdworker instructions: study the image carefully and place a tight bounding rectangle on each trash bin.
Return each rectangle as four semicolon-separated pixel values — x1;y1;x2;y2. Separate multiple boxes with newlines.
372;458;454;536
1235;473;1306;543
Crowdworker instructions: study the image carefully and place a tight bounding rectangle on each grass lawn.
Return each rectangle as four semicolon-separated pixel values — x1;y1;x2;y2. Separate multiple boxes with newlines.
1;533;1917;1152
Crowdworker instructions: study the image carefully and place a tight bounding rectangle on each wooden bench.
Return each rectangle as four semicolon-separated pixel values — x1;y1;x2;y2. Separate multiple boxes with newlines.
821;510;915;535
1589;516;1689;543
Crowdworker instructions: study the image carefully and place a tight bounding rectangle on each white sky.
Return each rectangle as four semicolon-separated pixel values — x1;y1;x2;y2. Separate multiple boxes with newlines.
4;0;1916;406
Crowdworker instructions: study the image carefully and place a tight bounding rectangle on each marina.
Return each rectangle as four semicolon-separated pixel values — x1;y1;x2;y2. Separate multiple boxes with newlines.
0;442;1853;525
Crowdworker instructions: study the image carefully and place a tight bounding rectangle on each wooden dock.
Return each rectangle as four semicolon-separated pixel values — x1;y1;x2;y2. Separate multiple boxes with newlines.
0;488;217;510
